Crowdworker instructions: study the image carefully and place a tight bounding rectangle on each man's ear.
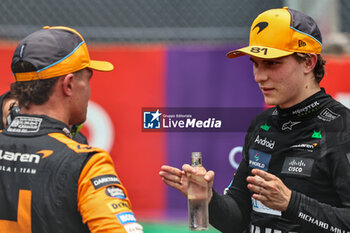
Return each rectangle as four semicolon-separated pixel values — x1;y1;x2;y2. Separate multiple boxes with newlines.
304;53;317;75
62;73;75;96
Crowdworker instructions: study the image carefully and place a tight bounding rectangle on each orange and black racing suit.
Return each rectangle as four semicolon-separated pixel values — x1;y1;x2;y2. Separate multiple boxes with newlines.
0;114;143;233
209;89;350;232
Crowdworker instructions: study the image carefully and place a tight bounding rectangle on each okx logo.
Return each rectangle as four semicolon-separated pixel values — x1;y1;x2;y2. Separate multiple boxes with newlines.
143;109;162;129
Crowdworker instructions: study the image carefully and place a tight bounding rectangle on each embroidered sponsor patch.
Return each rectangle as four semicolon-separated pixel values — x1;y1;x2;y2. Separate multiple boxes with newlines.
124;223;143;233
252;197;281;216
298;212;330;230
290;143;318;152
292;101;319;116
281;121;301;130
272;109;278;115
281;157;314;177
254;135;275;149
91;174;120;190
108;201;131;213
317;108;340;122
105;185;126;199
116;212;136;225
7;116;42;133
248;149;272;171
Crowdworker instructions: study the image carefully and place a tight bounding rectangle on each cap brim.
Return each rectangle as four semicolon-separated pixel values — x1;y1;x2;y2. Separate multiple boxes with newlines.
89;60;114;72
226;46;294;59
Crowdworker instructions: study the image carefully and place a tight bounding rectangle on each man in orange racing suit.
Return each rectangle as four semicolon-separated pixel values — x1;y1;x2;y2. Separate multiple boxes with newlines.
0;26;143;233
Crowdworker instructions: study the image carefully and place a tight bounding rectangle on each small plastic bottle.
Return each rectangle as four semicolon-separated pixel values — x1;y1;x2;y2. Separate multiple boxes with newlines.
187;152;209;231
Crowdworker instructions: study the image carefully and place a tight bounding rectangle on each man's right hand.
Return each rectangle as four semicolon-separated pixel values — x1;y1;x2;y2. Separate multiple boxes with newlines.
159;165;189;197
159;164;215;201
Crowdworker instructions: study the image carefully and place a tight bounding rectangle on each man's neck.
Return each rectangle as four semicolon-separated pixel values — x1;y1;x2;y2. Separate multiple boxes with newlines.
20;101;69;126
279;81;321;109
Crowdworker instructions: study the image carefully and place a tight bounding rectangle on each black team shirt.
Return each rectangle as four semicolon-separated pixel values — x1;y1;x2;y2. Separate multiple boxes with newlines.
209;88;350;233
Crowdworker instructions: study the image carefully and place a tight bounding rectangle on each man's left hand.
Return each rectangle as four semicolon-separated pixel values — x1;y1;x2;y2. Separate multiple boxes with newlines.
247;169;291;211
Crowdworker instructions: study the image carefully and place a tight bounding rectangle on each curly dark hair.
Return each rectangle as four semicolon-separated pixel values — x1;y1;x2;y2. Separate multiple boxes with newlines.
293;53;326;83
10;61;60;109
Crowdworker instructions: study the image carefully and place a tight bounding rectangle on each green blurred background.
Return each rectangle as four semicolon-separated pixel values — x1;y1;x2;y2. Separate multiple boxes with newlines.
142;222;220;233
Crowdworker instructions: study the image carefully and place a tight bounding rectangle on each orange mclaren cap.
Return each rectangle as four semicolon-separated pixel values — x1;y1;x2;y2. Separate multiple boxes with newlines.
227;7;322;59
11;26;114;82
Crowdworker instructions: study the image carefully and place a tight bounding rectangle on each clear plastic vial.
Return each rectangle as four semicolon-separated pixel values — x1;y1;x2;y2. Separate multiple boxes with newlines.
187;152;209;231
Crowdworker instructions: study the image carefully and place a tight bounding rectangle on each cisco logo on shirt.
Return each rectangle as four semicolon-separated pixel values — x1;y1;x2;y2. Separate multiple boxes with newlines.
248;149;272;171
281;157;314;177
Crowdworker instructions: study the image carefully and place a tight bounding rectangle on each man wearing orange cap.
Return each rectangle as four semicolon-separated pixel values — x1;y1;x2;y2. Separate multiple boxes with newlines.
160;7;350;232
0;26;143;233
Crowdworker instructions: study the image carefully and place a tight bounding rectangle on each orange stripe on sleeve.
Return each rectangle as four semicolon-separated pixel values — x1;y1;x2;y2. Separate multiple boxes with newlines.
77;152;143;233
48;132;143;233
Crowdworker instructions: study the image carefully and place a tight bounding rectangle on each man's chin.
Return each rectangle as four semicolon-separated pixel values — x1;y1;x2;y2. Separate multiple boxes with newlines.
263;97;278;106
70;117;86;127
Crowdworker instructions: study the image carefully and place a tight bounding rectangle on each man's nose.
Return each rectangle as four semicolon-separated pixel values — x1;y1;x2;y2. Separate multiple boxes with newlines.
254;67;268;83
